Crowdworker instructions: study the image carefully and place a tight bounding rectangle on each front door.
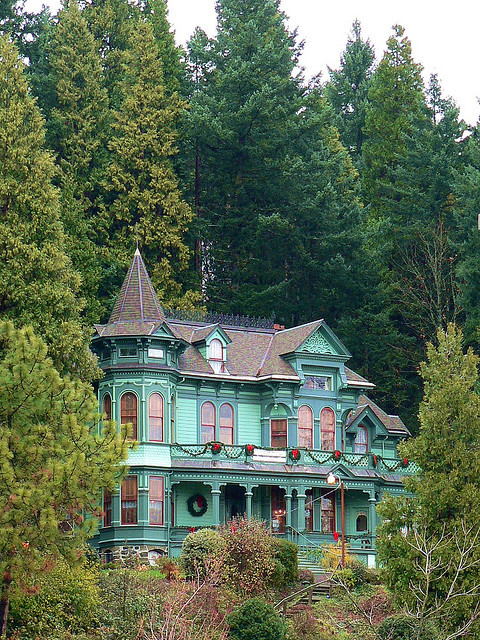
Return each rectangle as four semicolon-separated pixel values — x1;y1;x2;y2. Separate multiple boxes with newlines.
224;485;246;522
271;486;286;533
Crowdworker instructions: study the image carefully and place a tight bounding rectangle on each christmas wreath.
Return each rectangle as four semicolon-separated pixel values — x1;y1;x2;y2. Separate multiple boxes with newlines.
334;449;342;461
187;494;208;517
289;448;301;462
211;442;222;454
245;444;255;456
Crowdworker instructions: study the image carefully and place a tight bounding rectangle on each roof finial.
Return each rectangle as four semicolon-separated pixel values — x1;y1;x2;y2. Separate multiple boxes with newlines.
135;223;139;251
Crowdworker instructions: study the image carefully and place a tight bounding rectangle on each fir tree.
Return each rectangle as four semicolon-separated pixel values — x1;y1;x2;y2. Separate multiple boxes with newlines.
47;0;110;324
100;20;196;308
325;20;375;159
0;36;97;379
0;321;129;635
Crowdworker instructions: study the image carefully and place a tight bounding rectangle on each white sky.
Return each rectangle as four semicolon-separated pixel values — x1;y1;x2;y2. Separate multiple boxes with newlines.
27;0;480;125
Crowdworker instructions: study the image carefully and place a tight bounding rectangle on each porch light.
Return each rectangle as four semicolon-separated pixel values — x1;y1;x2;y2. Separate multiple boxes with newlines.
326;472;337;485
325;472;346;568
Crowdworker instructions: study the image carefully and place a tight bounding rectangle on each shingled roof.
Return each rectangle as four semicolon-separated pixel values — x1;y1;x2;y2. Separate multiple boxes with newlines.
348;395;410;435
109;249;165;325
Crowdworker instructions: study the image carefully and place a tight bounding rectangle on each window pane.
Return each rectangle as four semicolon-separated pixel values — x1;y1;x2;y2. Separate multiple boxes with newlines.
320;408;335;451
298;405;313;448
103;394;112;421
201;402;215;443
121;476;137;525
271;419;287;448
103;490;112;527
321;492;335;533
220;404;234;444
354;427;368;454
121;393;138;440
149;393;164;441
149;477;164;525
356;514;368;532
171;395;175;443
209;339;223;360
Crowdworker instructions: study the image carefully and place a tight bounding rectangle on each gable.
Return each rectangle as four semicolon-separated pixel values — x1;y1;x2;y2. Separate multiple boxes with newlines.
297;322;351;359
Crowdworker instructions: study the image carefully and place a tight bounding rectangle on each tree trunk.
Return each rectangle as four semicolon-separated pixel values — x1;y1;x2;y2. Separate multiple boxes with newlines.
0;568;12;637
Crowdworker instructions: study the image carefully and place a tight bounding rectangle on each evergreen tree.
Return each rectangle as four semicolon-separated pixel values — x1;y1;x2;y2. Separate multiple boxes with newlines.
47;0;110;324
325;20;375;159
377;325;480;637
100;21;196;308
0;36;97;379
0;321;129;635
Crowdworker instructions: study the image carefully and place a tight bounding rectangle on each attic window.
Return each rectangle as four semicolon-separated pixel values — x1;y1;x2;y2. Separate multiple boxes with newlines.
305;375;331;391
120;347;138;357
209;338;226;374
148;347;164;359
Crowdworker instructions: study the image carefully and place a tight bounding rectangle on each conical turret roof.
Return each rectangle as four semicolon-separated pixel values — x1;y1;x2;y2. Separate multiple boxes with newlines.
109;249;165;324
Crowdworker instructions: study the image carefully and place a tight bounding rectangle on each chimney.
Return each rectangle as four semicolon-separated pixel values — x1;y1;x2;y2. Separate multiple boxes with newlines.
273;323;285;331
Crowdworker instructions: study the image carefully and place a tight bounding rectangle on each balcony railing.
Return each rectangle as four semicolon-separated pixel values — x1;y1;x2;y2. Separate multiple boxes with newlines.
170;443;419;474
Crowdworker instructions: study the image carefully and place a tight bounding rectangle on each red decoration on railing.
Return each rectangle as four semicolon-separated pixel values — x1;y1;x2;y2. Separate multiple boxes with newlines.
333;531;339;541
334;450;342;461
401;457;409;468
211;442;222;454
289;448;301;462
372;454;378;468
246;444;255;456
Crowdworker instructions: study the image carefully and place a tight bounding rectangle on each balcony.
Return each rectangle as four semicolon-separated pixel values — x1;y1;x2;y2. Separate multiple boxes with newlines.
169;443;419;475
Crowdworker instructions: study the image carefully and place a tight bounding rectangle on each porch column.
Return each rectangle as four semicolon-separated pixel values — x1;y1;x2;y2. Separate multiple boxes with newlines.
285;493;292;531
211;488;221;526
245;490;253;519
297;488;306;532
369;494;377;539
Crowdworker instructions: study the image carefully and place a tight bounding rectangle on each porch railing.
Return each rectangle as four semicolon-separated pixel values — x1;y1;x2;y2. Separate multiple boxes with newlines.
170;443;419;474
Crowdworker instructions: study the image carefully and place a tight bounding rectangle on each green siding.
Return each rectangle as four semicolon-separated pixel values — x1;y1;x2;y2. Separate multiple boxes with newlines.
237;403;261;444
176;397;197;443
175;482;214;527
127;444;171;467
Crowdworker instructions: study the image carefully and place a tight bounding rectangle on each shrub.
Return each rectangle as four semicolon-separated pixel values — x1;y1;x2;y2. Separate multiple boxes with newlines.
318;542;354;571
180;527;226;577
227;597;286;640
8;558;100;640
219;517;275;595
272;538;299;587
377;614;437;640
298;569;315;584
333;567;356;590
286;605;327;640
155;556;180;580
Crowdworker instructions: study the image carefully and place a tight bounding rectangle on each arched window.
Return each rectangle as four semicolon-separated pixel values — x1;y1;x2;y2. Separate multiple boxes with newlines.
103;393;112;421
121;392;137;440
220;403;234;444
149;393;164;442
320;408;335;451
170;395;176;443
356;513;368;532
209;339;225;373
298;405;313;448
201;402;215;443
354;426;368;454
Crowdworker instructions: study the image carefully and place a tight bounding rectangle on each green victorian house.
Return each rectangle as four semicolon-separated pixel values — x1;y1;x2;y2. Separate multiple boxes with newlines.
91;250;416;567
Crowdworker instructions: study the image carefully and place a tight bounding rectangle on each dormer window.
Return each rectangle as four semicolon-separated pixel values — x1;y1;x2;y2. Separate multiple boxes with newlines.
354;426;368;454
209;338;226;374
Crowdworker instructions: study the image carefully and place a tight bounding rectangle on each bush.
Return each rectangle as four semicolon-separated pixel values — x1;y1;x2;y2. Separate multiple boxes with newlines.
180;527;226;577
219;518;275;595
377;614;437;640
8;558;100;640
298;569;315;584
227;597;286;640
155;556;180;580
317;542;354;571
333;567;356;590
286;605;327;640
272;538;299;587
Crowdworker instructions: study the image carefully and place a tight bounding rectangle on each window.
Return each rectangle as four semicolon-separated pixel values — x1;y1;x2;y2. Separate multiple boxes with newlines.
103;490;112;527
149;476;164;525
321;491;335;533
298;405;313;448
121;392;138;440
320;408;335;451
119;347;138;357
149;393;164;442
356;513;368;532
354;426;368;454
171;395;175;443
148;347;164;359
209;339;225;373
121;476;137;525
201;402;215;443
220;403;234;444
103;393;112;421
271;419;287;448
305;375;332;391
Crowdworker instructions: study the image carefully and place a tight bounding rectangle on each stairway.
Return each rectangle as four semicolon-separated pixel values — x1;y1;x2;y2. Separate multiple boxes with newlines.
297;550;327;580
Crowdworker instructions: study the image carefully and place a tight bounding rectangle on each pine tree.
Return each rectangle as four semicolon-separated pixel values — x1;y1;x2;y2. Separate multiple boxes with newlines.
100;20;196;307
47;0;110;324
0;321;129;635
325;20;375;159
377;325;480;637
0;36;97;379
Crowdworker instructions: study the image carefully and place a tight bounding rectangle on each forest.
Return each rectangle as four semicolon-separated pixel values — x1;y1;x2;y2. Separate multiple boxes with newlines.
2;0;480;431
